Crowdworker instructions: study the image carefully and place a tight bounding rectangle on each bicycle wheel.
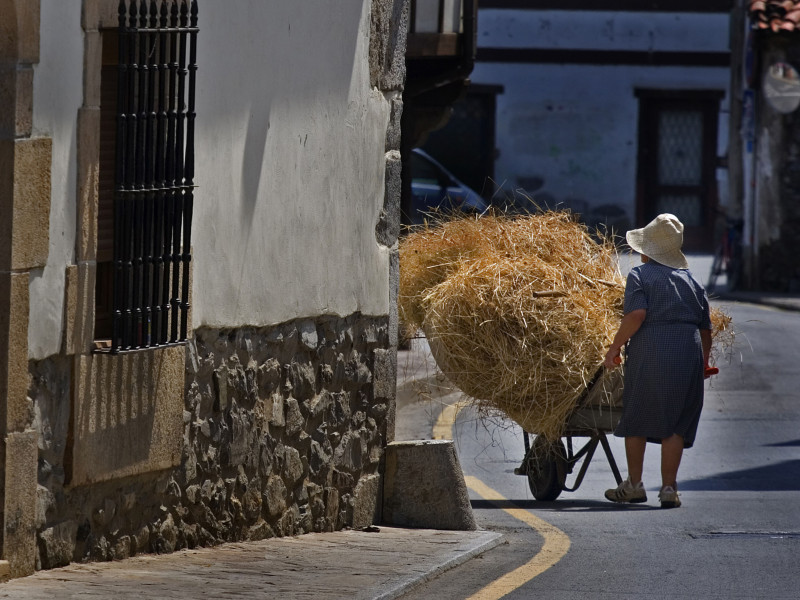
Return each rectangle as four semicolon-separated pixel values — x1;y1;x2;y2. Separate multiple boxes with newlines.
707;245;724;293
727;247;741;291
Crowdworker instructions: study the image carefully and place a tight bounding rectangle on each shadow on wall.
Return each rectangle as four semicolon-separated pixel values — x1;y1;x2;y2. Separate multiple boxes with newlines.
68;347;185;487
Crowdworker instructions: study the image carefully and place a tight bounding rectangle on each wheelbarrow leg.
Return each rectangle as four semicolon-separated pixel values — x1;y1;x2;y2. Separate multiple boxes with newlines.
514;431;533;475
598;432;623;485
561;436;598;492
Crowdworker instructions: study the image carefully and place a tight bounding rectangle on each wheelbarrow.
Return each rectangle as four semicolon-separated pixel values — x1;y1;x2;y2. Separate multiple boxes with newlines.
514;366;625;501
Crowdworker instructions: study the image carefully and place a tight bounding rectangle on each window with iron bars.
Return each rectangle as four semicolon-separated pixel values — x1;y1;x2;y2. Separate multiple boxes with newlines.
96;0;198;354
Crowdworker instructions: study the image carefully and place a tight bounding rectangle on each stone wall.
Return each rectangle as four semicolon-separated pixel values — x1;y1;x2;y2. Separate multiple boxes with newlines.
31;313;392;569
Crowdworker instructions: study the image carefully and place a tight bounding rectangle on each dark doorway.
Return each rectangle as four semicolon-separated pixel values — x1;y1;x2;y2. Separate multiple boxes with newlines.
635;90;723;251
421;84;504;201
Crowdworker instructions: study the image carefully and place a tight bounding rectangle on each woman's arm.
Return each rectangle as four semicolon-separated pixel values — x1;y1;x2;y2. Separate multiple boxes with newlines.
603;308;647;369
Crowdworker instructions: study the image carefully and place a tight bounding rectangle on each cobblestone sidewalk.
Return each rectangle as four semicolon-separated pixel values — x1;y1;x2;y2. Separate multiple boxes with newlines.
0;527;502;600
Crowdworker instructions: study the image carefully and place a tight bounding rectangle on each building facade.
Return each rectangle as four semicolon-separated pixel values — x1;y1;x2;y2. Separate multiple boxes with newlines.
0;0;407;577
428;1;733;251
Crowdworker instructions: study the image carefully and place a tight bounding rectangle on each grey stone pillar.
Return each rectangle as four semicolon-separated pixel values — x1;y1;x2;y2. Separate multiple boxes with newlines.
383;440;477;531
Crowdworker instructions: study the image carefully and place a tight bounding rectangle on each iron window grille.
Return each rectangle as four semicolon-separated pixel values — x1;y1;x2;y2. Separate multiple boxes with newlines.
103;0;198;354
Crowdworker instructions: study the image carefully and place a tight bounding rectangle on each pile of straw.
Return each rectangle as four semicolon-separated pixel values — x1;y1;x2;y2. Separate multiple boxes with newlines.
399;211;733;440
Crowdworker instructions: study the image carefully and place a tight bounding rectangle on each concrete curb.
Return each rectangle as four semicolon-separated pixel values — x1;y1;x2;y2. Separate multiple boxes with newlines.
371;530;505;600
716;292;800;312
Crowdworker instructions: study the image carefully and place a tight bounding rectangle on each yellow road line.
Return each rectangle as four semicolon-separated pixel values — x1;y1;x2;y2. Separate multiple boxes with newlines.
463;476;571;600
433;399;571;599
432;399;468;440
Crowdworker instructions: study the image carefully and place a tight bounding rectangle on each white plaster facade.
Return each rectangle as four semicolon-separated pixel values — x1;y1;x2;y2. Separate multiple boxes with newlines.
29;0;393;358
29;0;83;358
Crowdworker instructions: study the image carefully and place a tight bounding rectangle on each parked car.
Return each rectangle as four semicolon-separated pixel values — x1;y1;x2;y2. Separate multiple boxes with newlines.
408;148;489;225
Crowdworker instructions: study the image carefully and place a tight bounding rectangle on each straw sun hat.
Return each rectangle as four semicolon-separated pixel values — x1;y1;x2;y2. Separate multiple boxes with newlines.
625;213;689;270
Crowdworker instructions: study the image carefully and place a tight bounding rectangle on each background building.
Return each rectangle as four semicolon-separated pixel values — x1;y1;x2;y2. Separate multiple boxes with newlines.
423;1;733;251
728;0;800;291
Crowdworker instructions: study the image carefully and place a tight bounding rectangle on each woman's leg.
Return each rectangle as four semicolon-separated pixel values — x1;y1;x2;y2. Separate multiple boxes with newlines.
661;434;684;488
625;436;647;484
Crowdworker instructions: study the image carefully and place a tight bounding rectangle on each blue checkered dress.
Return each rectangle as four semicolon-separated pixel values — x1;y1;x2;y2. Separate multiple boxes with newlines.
615;262;711;448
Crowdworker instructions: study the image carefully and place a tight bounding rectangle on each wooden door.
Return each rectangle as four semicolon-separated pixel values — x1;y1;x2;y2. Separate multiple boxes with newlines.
636;90;723;252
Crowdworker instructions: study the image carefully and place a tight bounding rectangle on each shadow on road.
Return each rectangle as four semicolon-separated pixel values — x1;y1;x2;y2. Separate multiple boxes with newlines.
680;459;800;491
763;438;800;447
470;498;661;512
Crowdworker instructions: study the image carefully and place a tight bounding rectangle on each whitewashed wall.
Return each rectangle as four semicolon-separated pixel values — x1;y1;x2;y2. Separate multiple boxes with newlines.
471;9;730;220
30;0;83;359
193;1;390;328
29;0;392;358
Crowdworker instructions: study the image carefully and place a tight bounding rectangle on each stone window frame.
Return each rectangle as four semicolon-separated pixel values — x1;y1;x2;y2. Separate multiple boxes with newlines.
62;0;186;489
68;0;118;356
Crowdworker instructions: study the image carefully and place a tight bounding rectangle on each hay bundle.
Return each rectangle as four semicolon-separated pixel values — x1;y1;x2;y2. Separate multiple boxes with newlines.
399;211;733;440
400;211;625;439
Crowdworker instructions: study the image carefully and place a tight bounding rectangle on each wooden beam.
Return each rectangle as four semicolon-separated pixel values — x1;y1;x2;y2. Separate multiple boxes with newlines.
477;47;731;67
479;0;733;13
407;33;461;58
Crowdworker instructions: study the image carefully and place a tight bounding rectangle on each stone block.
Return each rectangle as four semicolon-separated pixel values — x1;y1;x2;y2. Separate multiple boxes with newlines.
372;347;396;402
37;520;78;569
76;106;100;262
284;398;304;436
0;271;30;433
82;0;121;32
68;346;185;486
63;262;96;356
385;93;403;152
369;0;410;92
14;0;40;63
0;65;33;138
283;446;305;485
3;430;39;578
375;151;401;247
34;484;54;529
269;393;285;427
388;247;399;348
0;137;52;271
264;476;287;518
0;0;39;63
383;440;476;530
352;473;382;528
83;30;102;108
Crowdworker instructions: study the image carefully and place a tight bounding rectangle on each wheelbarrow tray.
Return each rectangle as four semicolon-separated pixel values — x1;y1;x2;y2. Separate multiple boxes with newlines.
515;365;625;501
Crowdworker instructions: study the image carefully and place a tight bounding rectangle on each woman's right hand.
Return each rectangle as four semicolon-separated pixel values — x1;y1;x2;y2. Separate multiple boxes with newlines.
604;347;622;370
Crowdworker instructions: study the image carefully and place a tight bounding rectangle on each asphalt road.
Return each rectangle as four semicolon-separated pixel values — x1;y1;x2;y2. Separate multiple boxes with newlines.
396;299;800;599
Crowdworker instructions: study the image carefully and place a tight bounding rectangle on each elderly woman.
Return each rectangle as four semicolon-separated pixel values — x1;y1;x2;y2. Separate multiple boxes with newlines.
603;213;712;508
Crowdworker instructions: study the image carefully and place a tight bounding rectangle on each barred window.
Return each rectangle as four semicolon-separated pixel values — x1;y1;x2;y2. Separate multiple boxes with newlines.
96;0;198;354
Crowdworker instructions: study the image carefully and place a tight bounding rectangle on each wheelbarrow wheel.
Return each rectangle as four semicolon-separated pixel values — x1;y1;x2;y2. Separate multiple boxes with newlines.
526;436;567;501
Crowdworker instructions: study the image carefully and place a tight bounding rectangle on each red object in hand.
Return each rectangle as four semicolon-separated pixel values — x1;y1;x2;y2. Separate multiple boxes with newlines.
613;356;621;365
704;366;719;376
